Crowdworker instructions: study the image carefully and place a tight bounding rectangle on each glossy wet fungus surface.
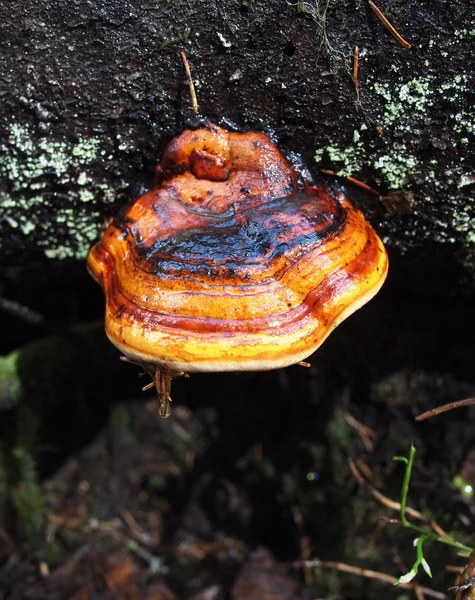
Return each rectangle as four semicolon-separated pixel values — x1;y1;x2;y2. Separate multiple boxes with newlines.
88;119;388;378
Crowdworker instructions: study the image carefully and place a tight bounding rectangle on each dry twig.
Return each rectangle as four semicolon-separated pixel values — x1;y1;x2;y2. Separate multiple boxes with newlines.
368;0;412;49
415;398;475;422
180;50;199;114
348;457;451;538
291;558;447;599
0;296;44;324
344;412;377;452
320;169;380;195
352;46;360;99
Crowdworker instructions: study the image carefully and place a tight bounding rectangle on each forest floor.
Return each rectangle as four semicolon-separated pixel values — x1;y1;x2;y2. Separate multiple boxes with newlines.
1;363;475;600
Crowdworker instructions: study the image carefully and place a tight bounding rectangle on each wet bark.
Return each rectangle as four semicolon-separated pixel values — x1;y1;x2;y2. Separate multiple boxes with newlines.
0;0;473;276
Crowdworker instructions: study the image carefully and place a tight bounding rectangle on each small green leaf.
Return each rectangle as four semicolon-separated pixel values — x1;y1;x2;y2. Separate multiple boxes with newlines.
393;456;409;464
395;568;417;585
421;558;432;578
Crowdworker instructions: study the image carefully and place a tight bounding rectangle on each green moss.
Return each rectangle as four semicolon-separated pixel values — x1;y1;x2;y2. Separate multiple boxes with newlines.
157;24;191;48
11;447;46;547
0;350;22;410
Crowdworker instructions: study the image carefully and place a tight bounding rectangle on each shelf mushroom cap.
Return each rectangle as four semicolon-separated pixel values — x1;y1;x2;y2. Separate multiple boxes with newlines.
87;121;388;373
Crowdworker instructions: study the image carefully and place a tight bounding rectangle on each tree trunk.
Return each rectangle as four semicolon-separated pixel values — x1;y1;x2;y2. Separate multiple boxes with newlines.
0;0;473;274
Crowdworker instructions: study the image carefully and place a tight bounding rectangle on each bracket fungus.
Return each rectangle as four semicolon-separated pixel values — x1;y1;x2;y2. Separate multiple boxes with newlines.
87;119;388;416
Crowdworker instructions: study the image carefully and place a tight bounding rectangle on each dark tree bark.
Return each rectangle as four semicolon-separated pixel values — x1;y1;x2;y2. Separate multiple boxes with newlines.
0;0;473;274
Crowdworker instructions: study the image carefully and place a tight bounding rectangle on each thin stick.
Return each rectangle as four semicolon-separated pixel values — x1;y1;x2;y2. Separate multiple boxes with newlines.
350;457;472;553
415;398;475;422
345;175;380;196
414;585;425;600
352;46;360;100
291;504;313;587
320;169;381;196
344;412;376;453
0;296;44;324
348;457;450;534
320;169;381;197
320;169;380;196
291;559;447;599
180;51;199;115
445;565;464;574
368;0;412;49
344;413;377;440
298;361;311;368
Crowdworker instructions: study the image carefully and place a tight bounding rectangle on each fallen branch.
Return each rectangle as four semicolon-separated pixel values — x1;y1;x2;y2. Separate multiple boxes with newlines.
291;558;447;599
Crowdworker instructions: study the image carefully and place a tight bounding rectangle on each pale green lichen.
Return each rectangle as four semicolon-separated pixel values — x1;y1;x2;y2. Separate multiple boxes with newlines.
373;148;418;189
3;125;101;191
314;69;475;248
78;189;95;203
98;183;116;204
77;171;90;186
372;76;433;130
41;206;103;260
314;76;438;189
450;18;475;40
0;122;110;260
459;175;475;188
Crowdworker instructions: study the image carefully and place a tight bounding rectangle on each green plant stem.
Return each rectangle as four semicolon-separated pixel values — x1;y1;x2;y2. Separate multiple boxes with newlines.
402;522;472;554
393;444;472;554
400;443;415;526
